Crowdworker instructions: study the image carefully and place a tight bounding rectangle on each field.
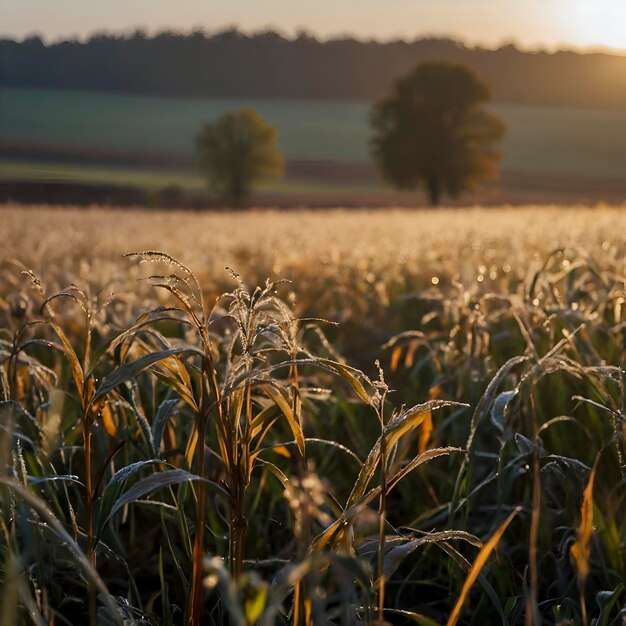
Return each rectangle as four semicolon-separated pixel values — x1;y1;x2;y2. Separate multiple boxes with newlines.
3;88;626;201
2;204;626;625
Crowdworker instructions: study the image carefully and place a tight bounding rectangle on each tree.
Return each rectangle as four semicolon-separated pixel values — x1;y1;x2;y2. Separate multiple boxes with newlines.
195;108;284;207
371;61;505;205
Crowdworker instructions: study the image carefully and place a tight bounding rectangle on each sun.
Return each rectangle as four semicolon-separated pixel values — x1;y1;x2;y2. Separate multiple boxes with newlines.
570;1;626;51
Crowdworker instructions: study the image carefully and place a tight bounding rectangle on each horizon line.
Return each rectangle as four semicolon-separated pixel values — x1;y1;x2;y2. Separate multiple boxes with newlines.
2;24;626;58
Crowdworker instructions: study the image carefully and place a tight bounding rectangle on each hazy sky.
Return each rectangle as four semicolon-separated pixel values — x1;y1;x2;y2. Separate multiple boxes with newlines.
4;0;626;52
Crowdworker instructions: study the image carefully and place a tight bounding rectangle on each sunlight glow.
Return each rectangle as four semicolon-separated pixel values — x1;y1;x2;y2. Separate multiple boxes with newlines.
570;1;626;50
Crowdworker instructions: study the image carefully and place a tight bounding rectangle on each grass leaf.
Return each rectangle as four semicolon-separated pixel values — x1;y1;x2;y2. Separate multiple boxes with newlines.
348;401;464;507
262;383;305;456
94;346;201;400
447;507;521;626
570;454;600;625
99;468;207;531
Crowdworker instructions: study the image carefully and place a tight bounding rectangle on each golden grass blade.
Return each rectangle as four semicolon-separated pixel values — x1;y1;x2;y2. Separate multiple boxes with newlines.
153;368;198;412
94;346;202;401
570;455;600;626
311;447;462;552
48;321;84;397
318;358;371;404
418;410;433;454
447;507;520;626
390;346;402;372
347;401;464;508
185;423;199;469
262;383;305;456
570;456;598;581
101;403;118;437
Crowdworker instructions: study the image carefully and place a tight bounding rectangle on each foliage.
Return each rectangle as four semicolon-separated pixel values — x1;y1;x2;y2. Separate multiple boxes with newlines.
4;32;626;111
195;108;284;206
1;206;626;625
371;62;505;204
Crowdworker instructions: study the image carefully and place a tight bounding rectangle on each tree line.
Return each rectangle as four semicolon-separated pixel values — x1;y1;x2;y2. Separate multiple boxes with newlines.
2;29;626;109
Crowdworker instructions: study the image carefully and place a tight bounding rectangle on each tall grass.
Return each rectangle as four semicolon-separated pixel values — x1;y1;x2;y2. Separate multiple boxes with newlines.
1;205;625;624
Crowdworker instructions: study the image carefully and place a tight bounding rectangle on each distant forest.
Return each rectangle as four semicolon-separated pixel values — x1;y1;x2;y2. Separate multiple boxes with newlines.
2;29;626;109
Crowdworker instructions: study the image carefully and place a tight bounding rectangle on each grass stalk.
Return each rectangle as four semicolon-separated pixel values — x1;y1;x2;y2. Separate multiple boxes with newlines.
187;413;208;626
82;398;99;626
374;365;389;624
525;453;541;626
188;350;220;626
525;392;541;626
377;436;387;623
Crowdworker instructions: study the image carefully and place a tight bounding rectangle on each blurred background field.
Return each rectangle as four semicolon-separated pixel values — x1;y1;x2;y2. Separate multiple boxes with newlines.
3;203;624;323
4;87;626;205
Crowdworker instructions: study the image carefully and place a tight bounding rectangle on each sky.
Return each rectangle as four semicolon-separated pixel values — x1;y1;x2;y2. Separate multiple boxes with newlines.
3;0;626;53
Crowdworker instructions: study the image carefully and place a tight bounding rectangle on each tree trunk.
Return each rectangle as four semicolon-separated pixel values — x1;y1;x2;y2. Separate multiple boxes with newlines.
426;177;441;206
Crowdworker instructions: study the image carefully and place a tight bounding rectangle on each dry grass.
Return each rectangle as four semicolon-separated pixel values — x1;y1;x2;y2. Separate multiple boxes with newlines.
3;204;624;286
1;203;626;625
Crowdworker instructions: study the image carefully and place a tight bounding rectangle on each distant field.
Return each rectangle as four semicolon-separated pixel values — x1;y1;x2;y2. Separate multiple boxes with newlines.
0;87;368;162
0;160;383;195
3;87;626;184
2;204;623;293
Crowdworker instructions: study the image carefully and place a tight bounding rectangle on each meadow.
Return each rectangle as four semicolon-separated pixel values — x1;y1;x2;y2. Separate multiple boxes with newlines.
1;204;626;625
4;87;626;190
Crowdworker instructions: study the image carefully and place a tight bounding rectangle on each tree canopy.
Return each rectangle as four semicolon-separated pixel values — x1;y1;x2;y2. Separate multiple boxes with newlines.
370;61;505;205
195;108;283;207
